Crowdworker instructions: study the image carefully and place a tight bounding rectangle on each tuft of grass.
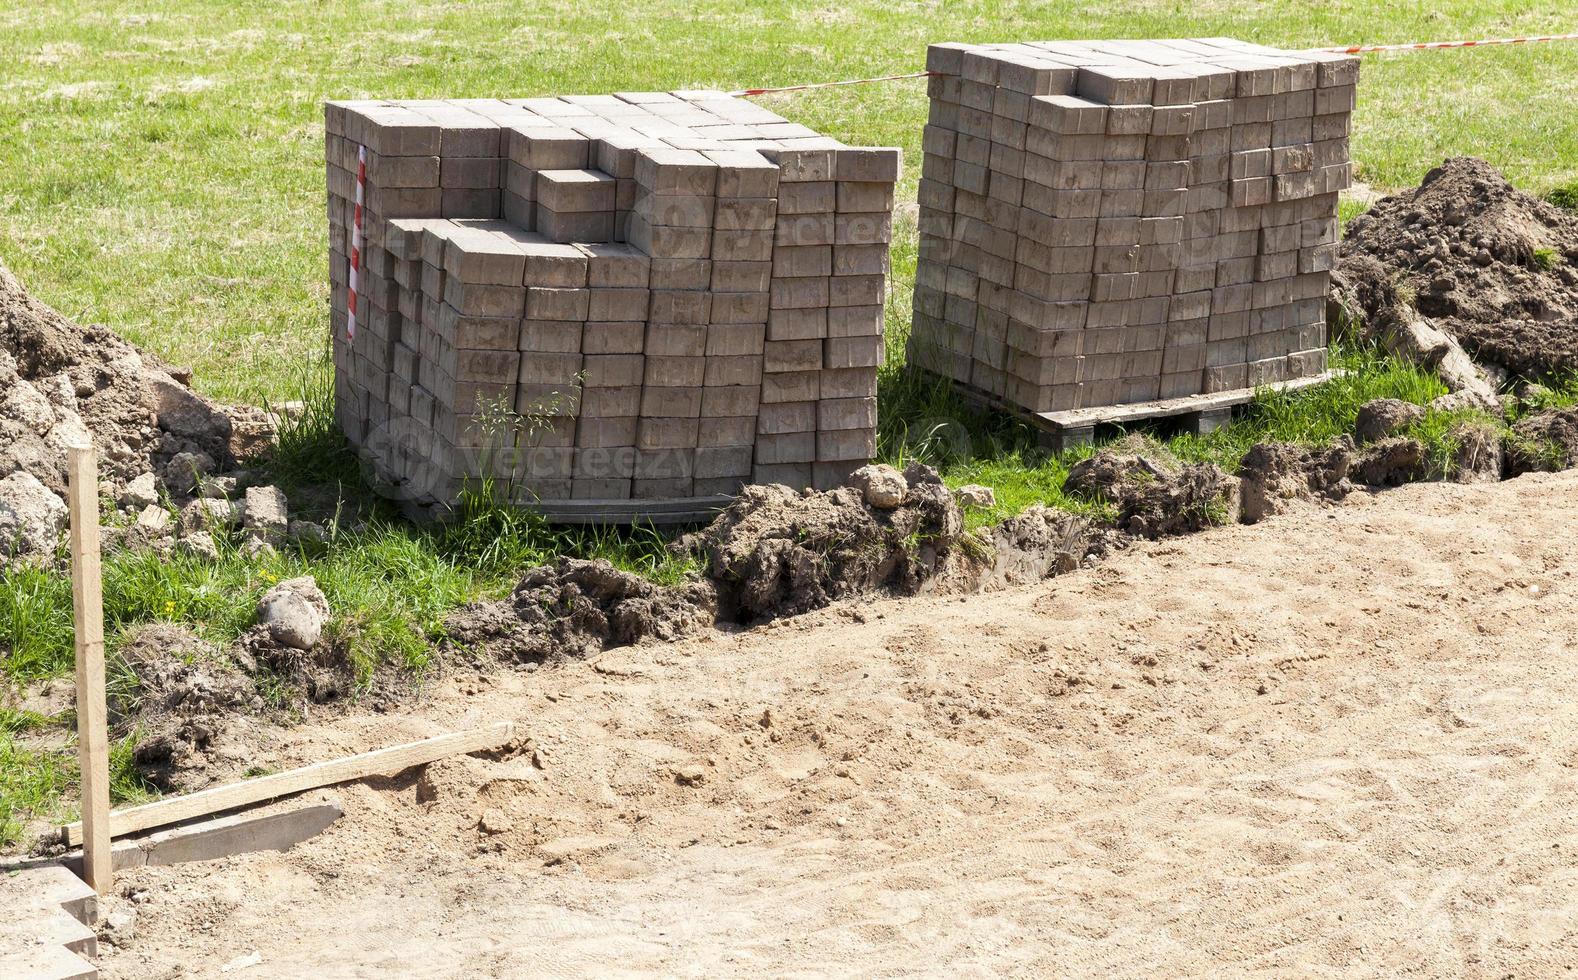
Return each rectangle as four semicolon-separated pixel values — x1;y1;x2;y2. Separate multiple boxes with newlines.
0;565;76;682
1547;185;1578;212
1532;245;1560;271
0;733;72;846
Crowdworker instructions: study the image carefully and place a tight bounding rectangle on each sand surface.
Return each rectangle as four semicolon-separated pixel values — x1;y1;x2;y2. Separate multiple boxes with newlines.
100;471;1578;978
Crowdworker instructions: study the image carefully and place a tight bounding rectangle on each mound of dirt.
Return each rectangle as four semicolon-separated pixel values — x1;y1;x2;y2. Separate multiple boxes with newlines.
972;506;1098;589
1334;157;1578;381
1351;437;1426;487
1063;436;1240;538
685;463;965;621
445;559;719;665
1506;407;1578;476
1236;440;1354;524
0;259;247;561
115;623;263;793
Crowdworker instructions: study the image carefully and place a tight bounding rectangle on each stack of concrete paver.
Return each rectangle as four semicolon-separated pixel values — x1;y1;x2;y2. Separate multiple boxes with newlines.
325;94;898;510
910;38;1356;413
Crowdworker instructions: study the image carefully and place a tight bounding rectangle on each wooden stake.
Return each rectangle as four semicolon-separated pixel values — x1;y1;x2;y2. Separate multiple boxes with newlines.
66;444;111;894
62;721;516;847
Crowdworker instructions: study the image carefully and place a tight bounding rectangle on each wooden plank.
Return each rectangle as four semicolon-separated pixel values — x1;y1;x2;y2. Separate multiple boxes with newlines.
1037;371;1336;429
65;803;344;873
521;495;734;525
61;722;515;847
65;444;112;895
951;371;1337;435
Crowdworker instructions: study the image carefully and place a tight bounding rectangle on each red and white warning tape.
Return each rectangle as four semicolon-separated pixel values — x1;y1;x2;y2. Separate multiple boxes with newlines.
729;70;935;98
733;31;1578;98
1318;32;1578;54
347;144;366;342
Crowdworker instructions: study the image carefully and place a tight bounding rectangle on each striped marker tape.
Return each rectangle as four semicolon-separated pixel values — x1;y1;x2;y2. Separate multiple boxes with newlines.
1319;33;1578;54
733;32;1578;98
729;70;935;98
348;144;366;342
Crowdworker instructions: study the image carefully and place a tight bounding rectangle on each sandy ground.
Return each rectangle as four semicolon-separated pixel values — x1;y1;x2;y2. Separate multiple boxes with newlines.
97;471;1578;978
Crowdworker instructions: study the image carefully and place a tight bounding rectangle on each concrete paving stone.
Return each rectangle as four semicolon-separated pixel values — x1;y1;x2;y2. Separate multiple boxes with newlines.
710;291;770;324
444;279;525;318
777;181;835;215
698;412;758;446
525;286;591;321
817;396;877;431
636;415;701;451
711;228;775;261
641;384;703;418
633;192;715;228
648;257;711;290
827;304;883;338
834;212;893;246
824;335;884;369
586;287;650;321
517;351;583;386
760;369;820;403
755;431;817;464
581;353;645;388
710;260;772;293
757;401;817;434
579;383;642;417
642;354;706;388
694;445;754;479
768;307;828;341
828;274;884;307
536;168;617;212
643;322;708;357
714;198;777;231
816;427;877;462
579;241;650;287
648;289;712;324
440;156;501;190
575;415;639;449
702;354;763;387
580;320;644;354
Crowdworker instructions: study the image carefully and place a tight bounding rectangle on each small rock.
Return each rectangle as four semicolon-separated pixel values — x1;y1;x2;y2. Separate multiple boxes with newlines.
143;370;233;441
954;484;996;509
135;504;171;534
119;472;160;509
177;531;220;561
201;476;238;500
478;808;513;835
241;536;277;560
243;485;288;540
98;900;137;946
287;519;328;545
673;762;709;786
164;451;215;495
255;576;330;650
181;497;239;533
845;463;908;509
1354;398;1426;444
0;378;57;434
0;471;68;560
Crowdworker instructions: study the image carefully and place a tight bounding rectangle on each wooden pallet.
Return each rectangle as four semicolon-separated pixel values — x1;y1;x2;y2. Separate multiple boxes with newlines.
516;495;734;526
396;492;733;527
952;370;1339;453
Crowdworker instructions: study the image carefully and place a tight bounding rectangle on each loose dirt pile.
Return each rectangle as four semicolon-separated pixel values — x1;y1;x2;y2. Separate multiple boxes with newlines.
1062;435;1240;538
0;259;273;562
445;559;720;665
85;471;1578;978
1333;156;1578;381
446;463;1101;666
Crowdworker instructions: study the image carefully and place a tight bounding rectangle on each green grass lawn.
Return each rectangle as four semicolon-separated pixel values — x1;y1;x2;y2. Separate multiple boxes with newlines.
5;1;1578;844
3;0;1578;401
